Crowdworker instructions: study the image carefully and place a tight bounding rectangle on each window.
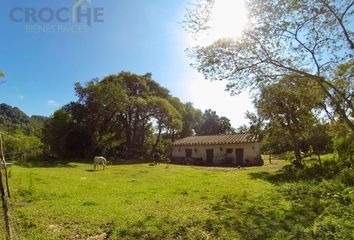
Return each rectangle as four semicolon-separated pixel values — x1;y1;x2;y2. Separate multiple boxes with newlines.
185;149;192;158
226;148;233;154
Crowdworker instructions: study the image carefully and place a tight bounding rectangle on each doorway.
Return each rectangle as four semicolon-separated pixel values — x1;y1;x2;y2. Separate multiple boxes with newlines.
235;148;244;166
185;149;192;158
206;149;214;164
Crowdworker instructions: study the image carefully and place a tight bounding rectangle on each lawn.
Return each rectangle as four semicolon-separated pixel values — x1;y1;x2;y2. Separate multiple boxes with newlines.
1;158;352;239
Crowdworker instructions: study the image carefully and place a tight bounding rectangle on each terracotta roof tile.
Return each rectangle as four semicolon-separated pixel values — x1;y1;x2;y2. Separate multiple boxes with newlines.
172;134;259;146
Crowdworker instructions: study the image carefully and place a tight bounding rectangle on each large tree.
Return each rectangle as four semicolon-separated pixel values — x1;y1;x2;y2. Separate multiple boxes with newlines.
43;71;236;159
257;76;323;166
74;72;176;153
185;0;354;131
74;78;128;150
46;72;187;158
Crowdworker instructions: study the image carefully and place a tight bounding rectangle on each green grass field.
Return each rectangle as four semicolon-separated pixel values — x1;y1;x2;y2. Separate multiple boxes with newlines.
1;158;352;239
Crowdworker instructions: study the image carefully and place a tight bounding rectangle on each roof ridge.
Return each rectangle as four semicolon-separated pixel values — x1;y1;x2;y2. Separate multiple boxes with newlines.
172;134;258;146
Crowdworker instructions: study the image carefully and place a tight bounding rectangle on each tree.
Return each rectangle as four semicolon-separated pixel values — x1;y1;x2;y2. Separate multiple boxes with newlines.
236;124;249;134
4;132;43;163
185;0;354;131
245;111;264;138
43;71;237;159
43;109;73;157
325;60;354;120
180;102;204;137
198;109;233;135
149;97;182;151
74;77;128;151
306;123;332;166
257;76;323;167
45;72;186;158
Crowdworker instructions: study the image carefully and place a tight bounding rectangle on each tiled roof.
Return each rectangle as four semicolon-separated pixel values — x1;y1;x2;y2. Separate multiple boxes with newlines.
172;134;259;146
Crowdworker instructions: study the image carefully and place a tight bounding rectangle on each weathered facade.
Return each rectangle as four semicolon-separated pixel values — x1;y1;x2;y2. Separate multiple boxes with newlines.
171;134;261;166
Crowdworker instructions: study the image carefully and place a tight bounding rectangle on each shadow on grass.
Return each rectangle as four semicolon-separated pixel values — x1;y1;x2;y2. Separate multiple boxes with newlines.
248;159;347;184
18;158;152;168
19;159;77;168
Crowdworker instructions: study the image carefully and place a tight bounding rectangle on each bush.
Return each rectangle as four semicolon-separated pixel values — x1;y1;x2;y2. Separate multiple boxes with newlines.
336;168;354;187
281;151;295;162
3;132;43;164
255;156;264;166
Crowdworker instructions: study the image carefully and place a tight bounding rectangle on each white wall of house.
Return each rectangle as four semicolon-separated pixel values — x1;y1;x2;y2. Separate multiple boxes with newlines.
171;142;261;165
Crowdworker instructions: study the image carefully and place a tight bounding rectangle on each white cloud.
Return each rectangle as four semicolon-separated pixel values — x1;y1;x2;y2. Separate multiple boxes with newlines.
18;95;24;100
47;100;58;107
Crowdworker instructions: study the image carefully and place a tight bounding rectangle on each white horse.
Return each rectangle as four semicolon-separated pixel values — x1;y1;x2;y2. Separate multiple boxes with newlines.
94;156;108;171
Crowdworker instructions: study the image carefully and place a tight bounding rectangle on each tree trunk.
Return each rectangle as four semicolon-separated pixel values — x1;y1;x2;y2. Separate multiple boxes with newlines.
153;124;163;152
293;143;303;168
138;125;146;152
125;127;132;150
317;153;322;168
290;129;302;168
171;129;176;142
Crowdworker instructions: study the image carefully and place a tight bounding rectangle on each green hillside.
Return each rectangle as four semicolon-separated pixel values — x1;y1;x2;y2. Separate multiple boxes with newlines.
0;103;48;135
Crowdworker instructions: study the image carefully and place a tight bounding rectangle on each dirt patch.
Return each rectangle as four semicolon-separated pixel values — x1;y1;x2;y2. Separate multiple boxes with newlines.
193;167;237;172
87;233;108;240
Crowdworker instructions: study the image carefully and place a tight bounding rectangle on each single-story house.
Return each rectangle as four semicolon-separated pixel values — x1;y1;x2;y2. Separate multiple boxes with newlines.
171;134;261;166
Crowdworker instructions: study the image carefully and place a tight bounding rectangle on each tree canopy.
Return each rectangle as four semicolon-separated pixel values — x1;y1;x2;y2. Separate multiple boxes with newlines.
185;0;354;131
257;76;323;166
43;72;233;159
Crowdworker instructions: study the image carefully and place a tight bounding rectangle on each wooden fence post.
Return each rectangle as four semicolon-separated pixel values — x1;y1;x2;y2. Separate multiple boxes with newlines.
0;132;12;240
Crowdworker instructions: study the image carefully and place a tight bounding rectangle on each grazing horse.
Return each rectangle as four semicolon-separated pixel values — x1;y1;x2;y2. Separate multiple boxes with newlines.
94;156;108;171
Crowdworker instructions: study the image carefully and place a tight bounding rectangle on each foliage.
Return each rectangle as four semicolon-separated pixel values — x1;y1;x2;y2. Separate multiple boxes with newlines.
306;123;333;156
0;103;32;134
43;72;234;160
257;76;323;166
42;108;93;159
197;109;234;135
249;154;354;239
330;120;354;165
180;102;204;137
185;0;354;131
0;103;47;162
0;103;48;136
2;132;43;164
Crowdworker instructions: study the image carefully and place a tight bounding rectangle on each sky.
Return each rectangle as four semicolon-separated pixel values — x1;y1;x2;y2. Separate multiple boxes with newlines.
0;0;254;128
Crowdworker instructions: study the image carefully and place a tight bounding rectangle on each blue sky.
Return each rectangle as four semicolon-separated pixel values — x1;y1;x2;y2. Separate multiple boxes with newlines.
0;0;253;127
